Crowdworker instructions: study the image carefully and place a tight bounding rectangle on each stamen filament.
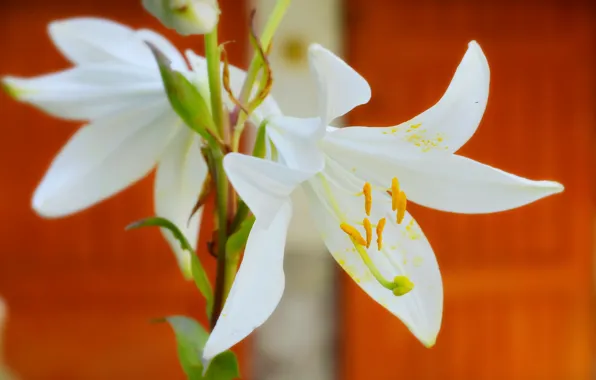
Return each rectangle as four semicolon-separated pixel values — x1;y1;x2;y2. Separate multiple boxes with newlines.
363;182;372;216
353;244;396;290
340;223;367;247
376;217;386;250
363;218;372;248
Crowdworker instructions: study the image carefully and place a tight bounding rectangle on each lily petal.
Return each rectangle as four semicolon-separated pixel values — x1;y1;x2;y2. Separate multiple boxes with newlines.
309;44;371;125
32;104;178;217
49;18;157;68
325;148;563;214
155;127;208;278
267;116;325;173
304;167;442;346
223;154;313;227
3;65;164;120
203;201;292;362
326;41;489;155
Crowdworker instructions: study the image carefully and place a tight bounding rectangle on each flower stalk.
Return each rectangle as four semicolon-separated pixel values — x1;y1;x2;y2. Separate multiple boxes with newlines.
209;148;229;329
204;28;225;138
232;0;292;151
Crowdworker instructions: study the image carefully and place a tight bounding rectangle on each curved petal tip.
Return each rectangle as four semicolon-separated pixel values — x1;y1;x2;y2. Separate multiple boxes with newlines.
466;40;490;76
544;180;564;194
2;77;25;100
31;187;57;219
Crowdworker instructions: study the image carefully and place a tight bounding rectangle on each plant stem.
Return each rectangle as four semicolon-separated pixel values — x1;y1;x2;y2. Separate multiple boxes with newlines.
232;0;292;151
204;29;225;137
209;0;292;328
210;149;229;329
205;25;232;329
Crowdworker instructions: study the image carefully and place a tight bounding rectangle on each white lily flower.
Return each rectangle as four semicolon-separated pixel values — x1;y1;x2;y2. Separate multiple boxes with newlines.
204;41;564;361
143;0;220;36
2;17;278;278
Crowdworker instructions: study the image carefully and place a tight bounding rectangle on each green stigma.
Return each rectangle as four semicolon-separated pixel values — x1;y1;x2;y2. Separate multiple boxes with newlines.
392;276;414;296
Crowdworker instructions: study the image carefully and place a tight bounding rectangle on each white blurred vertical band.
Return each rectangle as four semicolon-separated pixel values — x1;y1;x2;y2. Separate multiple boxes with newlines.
249;0;343;379
0;297;18;380
0;297;5;360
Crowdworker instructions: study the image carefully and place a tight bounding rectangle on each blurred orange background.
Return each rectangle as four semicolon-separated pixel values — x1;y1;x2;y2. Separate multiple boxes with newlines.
0;0;594;379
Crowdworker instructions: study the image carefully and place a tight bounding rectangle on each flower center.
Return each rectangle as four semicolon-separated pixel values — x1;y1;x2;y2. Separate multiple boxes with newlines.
322;175;413;296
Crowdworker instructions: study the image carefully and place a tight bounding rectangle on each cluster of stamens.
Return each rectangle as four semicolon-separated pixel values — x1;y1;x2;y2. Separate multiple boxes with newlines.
338;178;413;296
340;178;408;250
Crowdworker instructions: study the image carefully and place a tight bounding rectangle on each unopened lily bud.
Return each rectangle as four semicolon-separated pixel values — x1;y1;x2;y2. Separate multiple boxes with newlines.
143;0;220;35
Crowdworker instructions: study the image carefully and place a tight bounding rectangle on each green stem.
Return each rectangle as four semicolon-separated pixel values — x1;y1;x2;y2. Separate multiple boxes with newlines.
232;0;292;151
210;149;229;329
204;29;225;137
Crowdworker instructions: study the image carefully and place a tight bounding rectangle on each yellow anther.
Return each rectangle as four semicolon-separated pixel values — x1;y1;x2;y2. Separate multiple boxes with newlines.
376;217;386;250
392;276;414;296
340;223;367;246
363;182;372;216
391;177;400;211
363;218;372;248
396;191;407;224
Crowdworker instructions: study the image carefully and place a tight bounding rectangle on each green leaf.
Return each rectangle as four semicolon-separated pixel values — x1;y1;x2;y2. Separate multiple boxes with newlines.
146;43;218;145
251;120;268;159
127;217;213;314
161;316;240;380
225;216;255;259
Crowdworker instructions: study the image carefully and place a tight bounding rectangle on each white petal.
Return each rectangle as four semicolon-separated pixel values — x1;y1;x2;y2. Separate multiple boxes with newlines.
326;41;489;155
325;147;563;213
136;29;188;71
203;202;292;361
155;128;208;278
3;65;164;121
32;104;179;217
267;116;325;173
223;154;313;227
49;18;157;67
308;44;371;125
304;167;442;346
185;50;208;76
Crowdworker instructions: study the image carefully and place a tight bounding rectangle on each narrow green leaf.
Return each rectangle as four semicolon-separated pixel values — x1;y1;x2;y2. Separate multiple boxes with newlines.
251;120;268;159
225;216;255;259
146;43;219;145
127;217;213;313
161;316;240;380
